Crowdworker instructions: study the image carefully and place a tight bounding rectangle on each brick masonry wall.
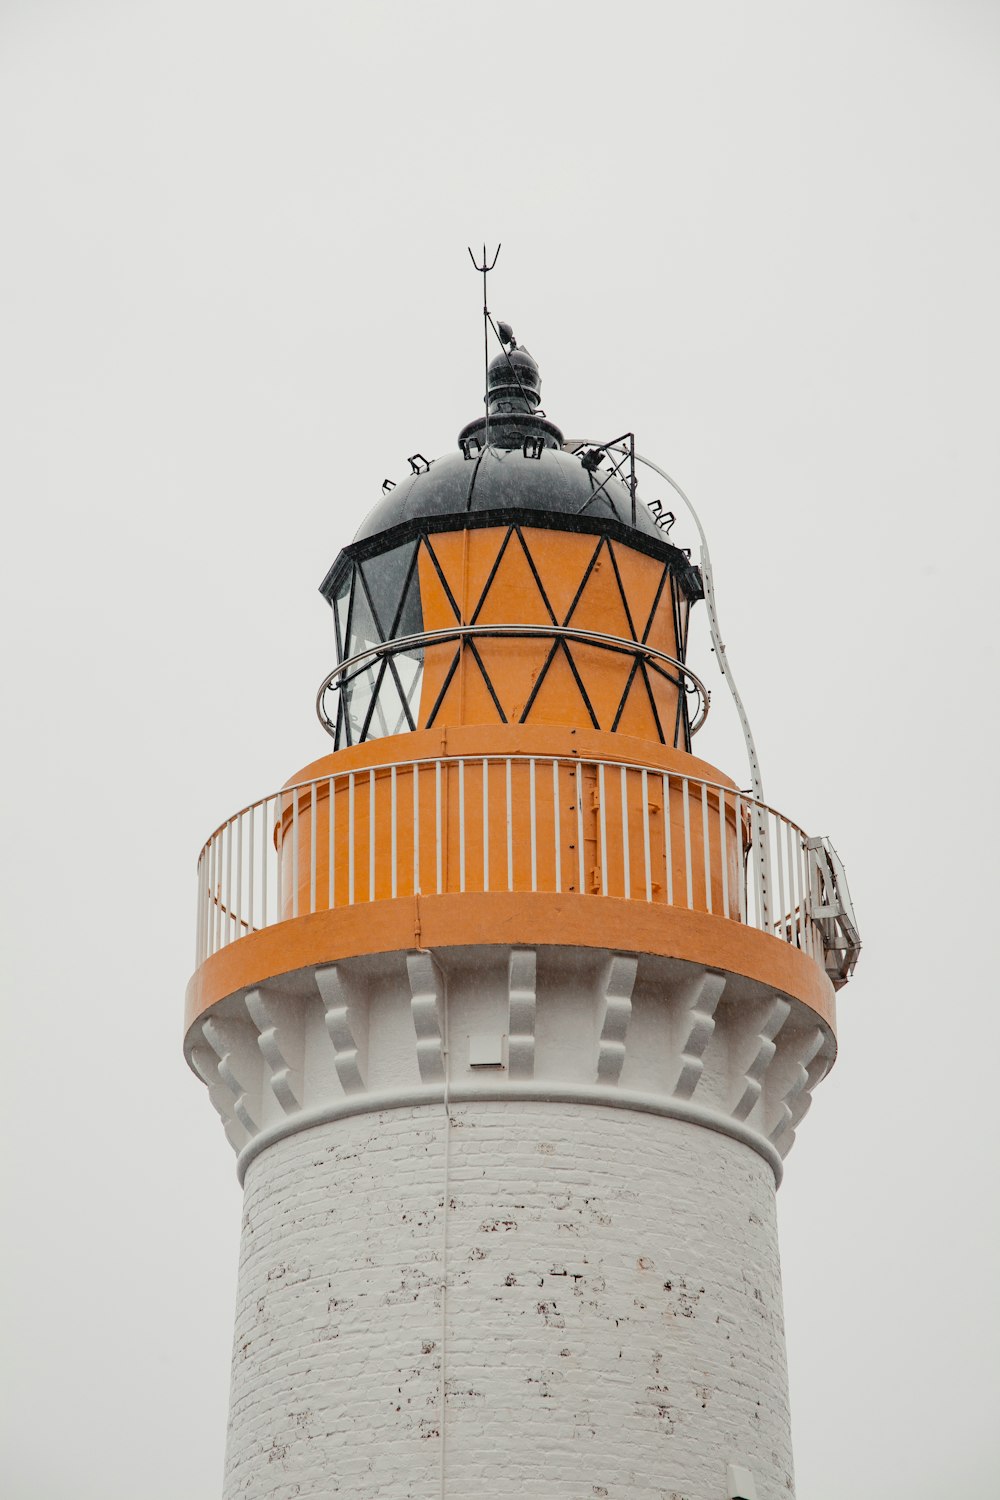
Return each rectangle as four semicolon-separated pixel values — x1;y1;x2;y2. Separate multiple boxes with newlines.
226;1100;793;1500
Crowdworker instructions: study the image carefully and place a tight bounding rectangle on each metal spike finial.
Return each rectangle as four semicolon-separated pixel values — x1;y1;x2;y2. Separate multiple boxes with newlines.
467;243;501;275
467;243;501;447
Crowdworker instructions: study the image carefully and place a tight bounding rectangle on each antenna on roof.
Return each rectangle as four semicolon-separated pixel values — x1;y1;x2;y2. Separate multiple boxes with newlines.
467;243;501;449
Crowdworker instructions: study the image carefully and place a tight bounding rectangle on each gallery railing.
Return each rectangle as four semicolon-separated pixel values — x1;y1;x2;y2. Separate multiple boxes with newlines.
194;754;859;987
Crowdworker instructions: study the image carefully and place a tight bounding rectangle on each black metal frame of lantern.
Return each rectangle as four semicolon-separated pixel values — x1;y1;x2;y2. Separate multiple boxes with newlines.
318;519;706;751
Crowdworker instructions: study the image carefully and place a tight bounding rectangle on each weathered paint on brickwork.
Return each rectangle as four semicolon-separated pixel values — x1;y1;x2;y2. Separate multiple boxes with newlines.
226;1101;793;1499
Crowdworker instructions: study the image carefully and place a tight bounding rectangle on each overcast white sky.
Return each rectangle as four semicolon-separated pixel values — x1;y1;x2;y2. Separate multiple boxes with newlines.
2;2;998;1496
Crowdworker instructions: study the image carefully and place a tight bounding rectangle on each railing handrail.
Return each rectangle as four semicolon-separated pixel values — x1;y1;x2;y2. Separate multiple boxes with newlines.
315;623;711;739
197;754;809;862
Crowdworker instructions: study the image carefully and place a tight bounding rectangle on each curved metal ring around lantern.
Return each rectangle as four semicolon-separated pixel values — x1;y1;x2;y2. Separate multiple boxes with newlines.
315;624;711;740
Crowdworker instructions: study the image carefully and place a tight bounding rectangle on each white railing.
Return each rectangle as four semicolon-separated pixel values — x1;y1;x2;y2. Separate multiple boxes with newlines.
195;755;834;977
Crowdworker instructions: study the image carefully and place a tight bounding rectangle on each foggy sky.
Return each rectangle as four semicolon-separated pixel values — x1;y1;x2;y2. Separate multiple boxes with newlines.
1;3;998;1496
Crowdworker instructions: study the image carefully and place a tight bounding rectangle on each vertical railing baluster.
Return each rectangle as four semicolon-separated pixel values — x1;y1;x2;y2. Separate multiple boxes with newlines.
735;794;745;924
217;828;225;952
247;803;255;935
458;758;466;894
641;768;652;903
803;842;813;958
662;773;674;907
803;839;815;958
575;763;585;894
225;819;233;945
529;758;538;893
213;829;220;952
718;789;729;919
682;777;693;909
236;810;244;941
204;844;212;956
701;782;712;915
291;793;299;919
219;828;226;950
785;820;796;947
196;851;204;965
204;845;212;958
779;822;791;948
435;760;443;895
207;835;215;956
276;795;283;927
597;763;608;896
262;798;269;930
391;766;398;899
506;758;513;892
202;847;210;962
369;769;376;903
348;773;355;905
310;783;317;915
620;765;630;900
328;777;335;909
552;760;562;895
791;822;803;948
775;813;787;943
413;763;421;895
814;855;825;965
482;758;490;892
199;849;206;964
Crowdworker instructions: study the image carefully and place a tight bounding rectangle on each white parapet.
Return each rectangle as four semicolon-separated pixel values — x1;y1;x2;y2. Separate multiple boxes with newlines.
188;943;833;1499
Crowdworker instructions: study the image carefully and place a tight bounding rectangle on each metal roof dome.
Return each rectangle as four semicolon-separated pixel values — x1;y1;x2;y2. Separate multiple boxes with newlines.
347;334;667;553
351;445;665;547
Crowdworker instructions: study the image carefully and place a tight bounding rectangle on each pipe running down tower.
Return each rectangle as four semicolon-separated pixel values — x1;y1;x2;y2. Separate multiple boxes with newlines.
186;327;860;1500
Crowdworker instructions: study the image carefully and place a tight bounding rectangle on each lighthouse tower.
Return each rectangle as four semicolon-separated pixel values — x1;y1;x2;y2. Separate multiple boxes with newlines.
186;327;859;1500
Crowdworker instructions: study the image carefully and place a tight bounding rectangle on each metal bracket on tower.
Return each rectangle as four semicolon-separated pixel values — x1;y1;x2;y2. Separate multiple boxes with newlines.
805;836;862;987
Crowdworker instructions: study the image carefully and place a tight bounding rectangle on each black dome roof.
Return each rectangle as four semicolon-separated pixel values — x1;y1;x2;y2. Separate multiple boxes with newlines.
320;333;692;603
353;446;664;546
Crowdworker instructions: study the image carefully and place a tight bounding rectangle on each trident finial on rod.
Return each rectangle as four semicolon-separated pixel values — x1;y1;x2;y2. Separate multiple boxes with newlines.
468;243;501;448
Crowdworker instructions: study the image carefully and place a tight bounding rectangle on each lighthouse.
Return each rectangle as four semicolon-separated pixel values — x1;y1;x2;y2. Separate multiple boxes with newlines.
186;322;860;1499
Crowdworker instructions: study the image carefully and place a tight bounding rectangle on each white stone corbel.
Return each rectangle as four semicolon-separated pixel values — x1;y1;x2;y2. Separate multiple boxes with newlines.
729;995;791;1122
595;952;638;1085
672;968;727;1100
315;963;367;1093
202;1016;261;1139
245;989;301;1115
768;1026;829;1157
506;947;537;1079
406;950;445;1082
189;1035;249;1154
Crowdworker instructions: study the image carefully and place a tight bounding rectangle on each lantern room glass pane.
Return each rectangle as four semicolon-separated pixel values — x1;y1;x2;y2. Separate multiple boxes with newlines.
333;571;352;660
336;542;425;748
359;540;420;639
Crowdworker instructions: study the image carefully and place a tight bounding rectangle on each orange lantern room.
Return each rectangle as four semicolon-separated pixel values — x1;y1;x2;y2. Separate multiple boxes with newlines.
318;342;706;753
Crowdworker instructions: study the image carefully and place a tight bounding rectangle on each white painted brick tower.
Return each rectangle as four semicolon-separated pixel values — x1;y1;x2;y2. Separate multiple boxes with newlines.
186;318;860;1499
